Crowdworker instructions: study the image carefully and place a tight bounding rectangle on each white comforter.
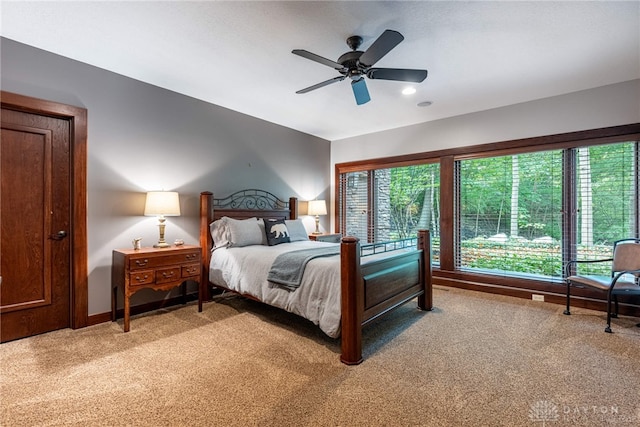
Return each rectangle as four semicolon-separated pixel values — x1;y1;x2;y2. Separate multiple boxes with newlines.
209;241;342;338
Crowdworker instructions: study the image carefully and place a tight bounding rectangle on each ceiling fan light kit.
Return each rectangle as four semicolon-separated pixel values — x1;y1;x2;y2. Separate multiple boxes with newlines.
293;29;428;105
351;78;371;105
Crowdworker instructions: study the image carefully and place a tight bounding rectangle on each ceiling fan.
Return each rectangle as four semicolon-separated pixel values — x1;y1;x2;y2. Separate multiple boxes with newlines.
292;29;428;105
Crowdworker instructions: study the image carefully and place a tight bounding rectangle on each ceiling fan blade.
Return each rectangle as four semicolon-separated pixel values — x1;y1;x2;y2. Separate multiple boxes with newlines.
296;75;346;94
351;78;371;105
292;49;345;71
367;68;428;83
358;29;404;67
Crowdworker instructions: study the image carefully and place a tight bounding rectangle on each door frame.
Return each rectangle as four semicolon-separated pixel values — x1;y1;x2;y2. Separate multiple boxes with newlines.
1;91;88;329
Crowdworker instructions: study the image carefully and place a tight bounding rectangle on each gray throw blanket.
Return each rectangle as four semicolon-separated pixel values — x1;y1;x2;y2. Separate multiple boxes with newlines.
267;246;340;291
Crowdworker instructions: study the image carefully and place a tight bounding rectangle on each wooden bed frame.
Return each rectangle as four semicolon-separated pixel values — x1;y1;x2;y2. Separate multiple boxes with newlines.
199;189;432;365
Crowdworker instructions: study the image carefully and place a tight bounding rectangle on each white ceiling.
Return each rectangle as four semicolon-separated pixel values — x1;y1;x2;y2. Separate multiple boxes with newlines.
2;1;639;141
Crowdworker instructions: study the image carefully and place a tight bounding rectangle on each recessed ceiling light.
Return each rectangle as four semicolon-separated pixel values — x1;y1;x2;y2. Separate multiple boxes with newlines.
402;87;417;95
417;101;433;107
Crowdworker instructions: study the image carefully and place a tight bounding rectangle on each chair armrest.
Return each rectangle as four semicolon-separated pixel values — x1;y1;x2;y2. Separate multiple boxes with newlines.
564;258;613;277
610;269;640;291
615;268;640;278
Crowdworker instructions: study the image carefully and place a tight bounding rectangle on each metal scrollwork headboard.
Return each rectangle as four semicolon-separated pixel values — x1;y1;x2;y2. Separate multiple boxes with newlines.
213;189;289;211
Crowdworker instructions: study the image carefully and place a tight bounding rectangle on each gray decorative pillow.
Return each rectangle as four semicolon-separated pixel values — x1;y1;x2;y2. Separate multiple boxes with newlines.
226;217;263;247
285;219;309;242
263;218;290;246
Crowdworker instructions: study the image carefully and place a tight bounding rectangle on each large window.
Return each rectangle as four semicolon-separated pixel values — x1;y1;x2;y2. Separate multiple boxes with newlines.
339;164;441;261
571;142;639;275
457;150;563;278
337;126;640;292
455;142;639;278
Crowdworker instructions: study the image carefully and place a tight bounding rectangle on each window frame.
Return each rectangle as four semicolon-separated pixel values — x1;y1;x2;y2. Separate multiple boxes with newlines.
335;124;640;313
338;162;441;244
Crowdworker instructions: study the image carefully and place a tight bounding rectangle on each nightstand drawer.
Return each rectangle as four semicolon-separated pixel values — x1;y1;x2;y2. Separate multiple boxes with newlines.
182;263;200;278
155;266;181;284
129;251;200;270
129;270;154;285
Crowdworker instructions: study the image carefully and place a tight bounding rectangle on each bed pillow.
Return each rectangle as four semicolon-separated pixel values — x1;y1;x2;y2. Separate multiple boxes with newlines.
209;217;230;249
285;219;309;242
263;218;291;246
256;221;269;245
226;217;264;247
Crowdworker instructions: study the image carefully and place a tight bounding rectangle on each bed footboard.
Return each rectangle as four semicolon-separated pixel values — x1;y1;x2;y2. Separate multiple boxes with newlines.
340;230;432;365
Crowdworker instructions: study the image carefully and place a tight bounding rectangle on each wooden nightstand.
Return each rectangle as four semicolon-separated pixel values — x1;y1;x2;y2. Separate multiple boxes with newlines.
112;244;201;332
309;233;342;243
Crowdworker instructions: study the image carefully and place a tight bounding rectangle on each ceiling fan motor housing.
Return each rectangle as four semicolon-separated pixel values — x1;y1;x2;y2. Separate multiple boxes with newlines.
338;50;366;80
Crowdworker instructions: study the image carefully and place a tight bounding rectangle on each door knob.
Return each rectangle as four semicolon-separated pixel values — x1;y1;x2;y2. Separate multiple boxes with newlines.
49;230;68;240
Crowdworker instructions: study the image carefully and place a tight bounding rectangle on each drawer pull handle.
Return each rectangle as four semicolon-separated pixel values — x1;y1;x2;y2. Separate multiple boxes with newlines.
135;259;149;267
185;254;197;260
162;272;175;278
186;267;197;274
134;274;149;282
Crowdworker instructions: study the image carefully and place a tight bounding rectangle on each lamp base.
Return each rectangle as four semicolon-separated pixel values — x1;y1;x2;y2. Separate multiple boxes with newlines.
314;215;321;235
154;217;170;248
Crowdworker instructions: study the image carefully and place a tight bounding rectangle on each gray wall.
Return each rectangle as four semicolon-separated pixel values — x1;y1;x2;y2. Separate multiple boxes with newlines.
1;38;331;316
332;79;640;162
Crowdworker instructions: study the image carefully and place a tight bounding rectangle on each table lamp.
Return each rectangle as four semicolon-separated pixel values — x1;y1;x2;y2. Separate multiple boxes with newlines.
307;200;327;235
144;191;181;248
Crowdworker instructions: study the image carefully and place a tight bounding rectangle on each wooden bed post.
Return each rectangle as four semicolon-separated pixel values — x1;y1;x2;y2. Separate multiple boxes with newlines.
288;197;298;219
199;192;213;311
340;236;363;365
417;229;433;311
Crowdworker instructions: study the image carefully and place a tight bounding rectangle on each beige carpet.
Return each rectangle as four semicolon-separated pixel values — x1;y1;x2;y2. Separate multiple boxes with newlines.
2;286;639;426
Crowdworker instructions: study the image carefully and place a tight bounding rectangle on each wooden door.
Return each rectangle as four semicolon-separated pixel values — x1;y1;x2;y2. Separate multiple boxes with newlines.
0;108;72;342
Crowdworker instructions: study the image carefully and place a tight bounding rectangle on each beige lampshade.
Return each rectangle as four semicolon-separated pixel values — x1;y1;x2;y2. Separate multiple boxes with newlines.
307;200;327;216
144;191;181;216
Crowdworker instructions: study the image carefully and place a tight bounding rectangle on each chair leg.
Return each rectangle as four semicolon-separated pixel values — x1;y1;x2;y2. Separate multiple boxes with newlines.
605;294;612;333
563;281;571;315
612;295;619;319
